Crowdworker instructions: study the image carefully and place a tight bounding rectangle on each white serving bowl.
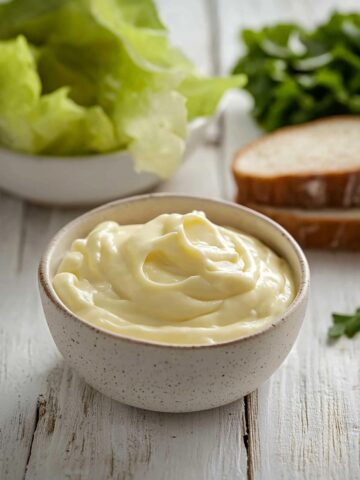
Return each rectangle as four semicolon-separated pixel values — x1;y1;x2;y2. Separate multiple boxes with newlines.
39;194;310;413
0;119;208;207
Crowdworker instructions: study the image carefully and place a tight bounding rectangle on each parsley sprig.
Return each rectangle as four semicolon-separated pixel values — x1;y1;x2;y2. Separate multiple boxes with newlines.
328;308;360;339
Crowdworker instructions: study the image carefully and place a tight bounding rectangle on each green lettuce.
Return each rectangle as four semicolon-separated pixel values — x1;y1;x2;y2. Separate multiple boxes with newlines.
0;36;39;151
0;0;244;177
178;76;245;120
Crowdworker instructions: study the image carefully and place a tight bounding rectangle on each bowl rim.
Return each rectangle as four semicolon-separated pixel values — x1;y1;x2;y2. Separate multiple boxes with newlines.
38;193;310;350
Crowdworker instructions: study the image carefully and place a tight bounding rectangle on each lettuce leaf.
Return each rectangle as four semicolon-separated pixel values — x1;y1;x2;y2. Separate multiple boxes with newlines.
119;90;187;177
0;0;241;177
0;36;40;151
179;75;246;120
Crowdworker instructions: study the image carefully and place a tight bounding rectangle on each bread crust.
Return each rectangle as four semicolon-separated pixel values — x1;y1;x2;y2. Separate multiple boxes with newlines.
234;170;360;208
233;116;360;208
241;200;360;250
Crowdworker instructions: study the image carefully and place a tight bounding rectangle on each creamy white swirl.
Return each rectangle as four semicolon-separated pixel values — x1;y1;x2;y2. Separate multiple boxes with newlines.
53;211;295;345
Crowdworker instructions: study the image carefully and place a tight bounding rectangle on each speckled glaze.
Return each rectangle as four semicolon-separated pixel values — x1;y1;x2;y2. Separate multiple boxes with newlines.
38;194;310;413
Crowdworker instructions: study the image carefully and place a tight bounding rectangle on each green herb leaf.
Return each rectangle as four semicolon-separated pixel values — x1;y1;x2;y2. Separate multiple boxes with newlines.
328;323;346;338
345;315;360;338
332;313;354;323
233;12;360;131
328;308;360;340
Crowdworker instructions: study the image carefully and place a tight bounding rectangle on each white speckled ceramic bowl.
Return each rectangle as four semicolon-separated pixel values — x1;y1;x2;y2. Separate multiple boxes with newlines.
39;194;310;413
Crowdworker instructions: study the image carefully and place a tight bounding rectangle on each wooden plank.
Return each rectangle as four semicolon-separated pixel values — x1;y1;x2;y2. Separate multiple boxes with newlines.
0;202;78;480
0;193;24;277
0;201;63;479
25;368;247;480
254;252;360;480
0;194;27;480
217;0;360;479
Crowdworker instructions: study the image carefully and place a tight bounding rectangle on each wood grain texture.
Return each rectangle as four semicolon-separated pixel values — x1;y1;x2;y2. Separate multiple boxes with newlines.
0;202;73;480
218;0;360;478
253;251;360;480
1;0;359;479
25;367;247;480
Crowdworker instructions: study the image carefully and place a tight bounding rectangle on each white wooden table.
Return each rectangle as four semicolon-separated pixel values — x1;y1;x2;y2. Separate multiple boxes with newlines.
1;1;359;479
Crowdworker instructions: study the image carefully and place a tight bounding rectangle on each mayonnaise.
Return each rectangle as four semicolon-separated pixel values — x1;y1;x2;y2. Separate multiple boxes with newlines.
53;211;296;345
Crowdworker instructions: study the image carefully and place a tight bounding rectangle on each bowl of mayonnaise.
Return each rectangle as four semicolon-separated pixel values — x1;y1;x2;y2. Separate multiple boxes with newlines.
39;194;309;412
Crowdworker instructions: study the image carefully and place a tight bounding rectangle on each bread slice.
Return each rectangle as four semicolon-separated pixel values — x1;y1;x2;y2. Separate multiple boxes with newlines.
233;116;360;209
244;201;360;250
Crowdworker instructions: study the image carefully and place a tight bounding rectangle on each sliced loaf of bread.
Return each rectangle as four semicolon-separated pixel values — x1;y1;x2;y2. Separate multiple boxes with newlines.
244;202;360;250
233;117;360;209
